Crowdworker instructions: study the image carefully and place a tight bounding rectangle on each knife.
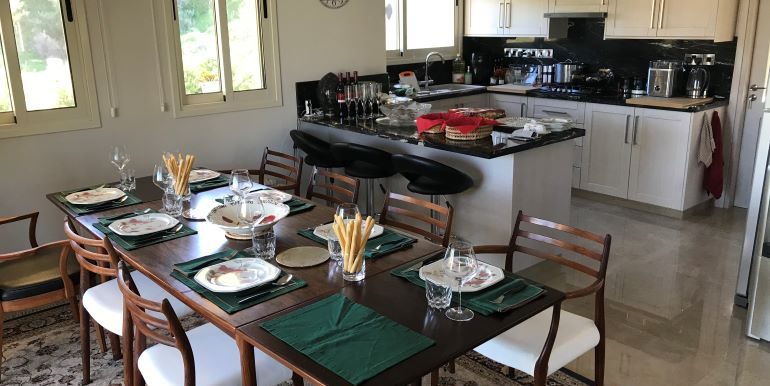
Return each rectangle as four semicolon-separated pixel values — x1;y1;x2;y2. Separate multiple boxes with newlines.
238;281;299;304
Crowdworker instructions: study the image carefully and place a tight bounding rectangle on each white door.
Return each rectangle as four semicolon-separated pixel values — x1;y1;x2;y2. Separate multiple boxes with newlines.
656;0;718;38
735;0;770;207
506;0;549;37
628;108;691;209
465;0;505;36
605;0;658;38
580;103;634;197
548;0;608;13
489;94;528;117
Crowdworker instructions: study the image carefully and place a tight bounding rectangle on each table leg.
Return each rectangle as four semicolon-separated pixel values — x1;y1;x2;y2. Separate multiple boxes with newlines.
237;334;256;386
534;302;561;386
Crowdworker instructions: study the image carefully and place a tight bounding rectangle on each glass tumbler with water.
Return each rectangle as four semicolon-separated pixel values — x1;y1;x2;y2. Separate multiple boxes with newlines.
425;278;452;309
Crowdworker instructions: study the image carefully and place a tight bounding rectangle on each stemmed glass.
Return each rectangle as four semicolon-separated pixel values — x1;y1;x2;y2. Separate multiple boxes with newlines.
360;84;371;118
238;196;265;256
336;203;360;222
443;240;479;322
154;164;174;214
229;169;253;201
110;146;130;189
345;84;355;121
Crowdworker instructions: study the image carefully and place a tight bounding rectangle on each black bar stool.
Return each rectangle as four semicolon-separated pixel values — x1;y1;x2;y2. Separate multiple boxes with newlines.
330;143;396;216
391;154;474;233
289;130;344;169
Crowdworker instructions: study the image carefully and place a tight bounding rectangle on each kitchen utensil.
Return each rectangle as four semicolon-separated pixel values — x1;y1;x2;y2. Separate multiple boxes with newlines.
625;96;714;109
554;61;584;84
647;60;683;98
237;274;295;304
686;67;710;99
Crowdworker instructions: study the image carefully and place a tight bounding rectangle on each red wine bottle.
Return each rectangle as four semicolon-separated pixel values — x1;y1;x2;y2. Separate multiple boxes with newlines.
353;71;359;85
336;73;347;121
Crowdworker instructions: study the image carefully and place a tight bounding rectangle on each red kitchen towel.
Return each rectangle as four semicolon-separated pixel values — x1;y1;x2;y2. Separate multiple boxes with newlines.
704;111;724;199
416;113;461;133
443;116;499;134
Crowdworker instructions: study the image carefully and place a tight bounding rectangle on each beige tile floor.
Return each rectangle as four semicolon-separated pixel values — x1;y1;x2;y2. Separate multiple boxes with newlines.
519;196;770;386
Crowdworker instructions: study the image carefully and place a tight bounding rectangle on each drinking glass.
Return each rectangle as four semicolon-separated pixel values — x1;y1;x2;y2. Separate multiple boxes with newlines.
229;169;253;199
110;146;130;189
342;258;365;282
252;230;277;260
360;84;371;118
336;203;360;222
443;240;479;322
153;164;170;191
327;232;343;261
237;197;265;256
345;84;356;120
123;169;136;192
368;83;380;118
162;189;183;217
425;278;452;309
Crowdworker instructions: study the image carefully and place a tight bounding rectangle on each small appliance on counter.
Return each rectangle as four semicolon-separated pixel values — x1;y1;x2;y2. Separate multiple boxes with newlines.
647;60;683;98
686;67;711;99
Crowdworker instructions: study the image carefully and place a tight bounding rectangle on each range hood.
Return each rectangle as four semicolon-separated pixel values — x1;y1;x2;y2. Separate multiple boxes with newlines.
544;12;607;18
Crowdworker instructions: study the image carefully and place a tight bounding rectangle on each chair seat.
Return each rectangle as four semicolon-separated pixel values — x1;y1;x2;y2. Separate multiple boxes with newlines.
138;322;292;386
82;271;193;335
0;245;80;301
344;161;396;179
474;307;600;376
406;176;474;196
305;155;344;169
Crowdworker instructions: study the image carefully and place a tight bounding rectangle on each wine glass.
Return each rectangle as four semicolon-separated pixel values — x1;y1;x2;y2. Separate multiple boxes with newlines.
335;203;360;222
110;146;130;189
229;169;253;201
443;240;479;322
238;197;265;256
344;84;355;120
153;164;170;191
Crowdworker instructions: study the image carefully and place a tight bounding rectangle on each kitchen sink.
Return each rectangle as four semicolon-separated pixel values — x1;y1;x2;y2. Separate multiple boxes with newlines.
415;83;487;96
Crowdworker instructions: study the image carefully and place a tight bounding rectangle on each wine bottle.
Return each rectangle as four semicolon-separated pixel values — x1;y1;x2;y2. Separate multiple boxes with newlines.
345;72;351;86
353;71;359;85
337;73;347;122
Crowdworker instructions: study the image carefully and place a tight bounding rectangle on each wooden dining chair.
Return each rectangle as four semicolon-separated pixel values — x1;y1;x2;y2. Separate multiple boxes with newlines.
257;147;303;196
63;218;193;385
0;212;80;380
305;167;360;207
378;190;454;247
116;261;292;386
469;211;612;386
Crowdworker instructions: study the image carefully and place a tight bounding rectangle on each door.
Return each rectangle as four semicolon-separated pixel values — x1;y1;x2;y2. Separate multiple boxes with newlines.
465;0;505;36
548;0;608;13
656;0;718;38
489;94;528;117
507;0;549;37
605;0;658;38
580;103;634;197
627;108;691;209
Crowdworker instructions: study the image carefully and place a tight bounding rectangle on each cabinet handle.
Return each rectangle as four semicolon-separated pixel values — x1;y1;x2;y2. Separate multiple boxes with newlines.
505;2;511;28
499;3;505;28
633;116;640;145
542;109;570;116
624;115;630;144
649;0;656;29
601;0;606;5
658;0;665;29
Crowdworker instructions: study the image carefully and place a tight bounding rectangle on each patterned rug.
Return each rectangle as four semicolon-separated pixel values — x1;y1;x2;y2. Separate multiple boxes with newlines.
1;306;592;386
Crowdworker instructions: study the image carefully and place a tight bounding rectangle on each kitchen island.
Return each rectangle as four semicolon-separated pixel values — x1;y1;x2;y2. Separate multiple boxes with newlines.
298;116;583;270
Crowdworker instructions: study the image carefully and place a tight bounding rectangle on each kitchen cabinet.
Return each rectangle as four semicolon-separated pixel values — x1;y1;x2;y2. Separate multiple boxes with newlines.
605;0;738;42
548;0;608;13
580;104;634;198
464;0;504;36
527;98;585;124
465;0;549;37
489;93;528;117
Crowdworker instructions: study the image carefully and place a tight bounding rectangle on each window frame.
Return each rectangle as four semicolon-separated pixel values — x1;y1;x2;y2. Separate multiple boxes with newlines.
0;0;100;140
386;0;463;65
161;0;282;118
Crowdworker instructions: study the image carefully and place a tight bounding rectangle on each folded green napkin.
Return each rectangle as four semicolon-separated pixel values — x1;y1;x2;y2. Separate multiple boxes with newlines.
261;294;434;385
170;250;307;314
92;213;197;251
190;175;229;193
285;198;315;215
54;188;142;216
391;261;546;316
297;227;417;259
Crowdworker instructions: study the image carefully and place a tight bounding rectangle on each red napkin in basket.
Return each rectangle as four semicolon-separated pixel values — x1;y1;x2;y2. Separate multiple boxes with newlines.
443;116;499;134
416;113;462;133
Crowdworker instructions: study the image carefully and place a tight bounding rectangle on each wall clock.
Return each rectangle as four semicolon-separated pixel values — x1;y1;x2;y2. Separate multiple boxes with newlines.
320;0;349;9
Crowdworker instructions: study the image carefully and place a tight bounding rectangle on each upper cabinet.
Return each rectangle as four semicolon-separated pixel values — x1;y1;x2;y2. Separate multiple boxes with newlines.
548;0;608;13
465;0;549;37
606;0;738;42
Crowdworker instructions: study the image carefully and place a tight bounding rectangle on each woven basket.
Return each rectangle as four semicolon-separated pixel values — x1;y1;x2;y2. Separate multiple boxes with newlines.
445;125;493;141
423;124;445;134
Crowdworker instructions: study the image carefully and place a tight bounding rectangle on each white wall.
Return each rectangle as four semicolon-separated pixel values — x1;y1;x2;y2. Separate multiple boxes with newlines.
0;0;385;251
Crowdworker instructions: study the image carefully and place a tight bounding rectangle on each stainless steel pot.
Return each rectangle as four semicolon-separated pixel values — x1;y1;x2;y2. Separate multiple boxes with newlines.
554;62;583;83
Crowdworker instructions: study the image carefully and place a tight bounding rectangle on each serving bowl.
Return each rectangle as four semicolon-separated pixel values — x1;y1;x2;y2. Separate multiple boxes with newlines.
379;102;432;124
206;199;290;239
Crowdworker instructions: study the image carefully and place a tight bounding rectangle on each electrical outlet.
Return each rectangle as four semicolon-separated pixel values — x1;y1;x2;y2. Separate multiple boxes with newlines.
535;49;553;58
703;54;716;66
503;48;552;58
685;53;703;65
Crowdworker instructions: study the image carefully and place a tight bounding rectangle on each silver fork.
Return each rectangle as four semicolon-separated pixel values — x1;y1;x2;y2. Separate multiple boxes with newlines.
489;289;518;305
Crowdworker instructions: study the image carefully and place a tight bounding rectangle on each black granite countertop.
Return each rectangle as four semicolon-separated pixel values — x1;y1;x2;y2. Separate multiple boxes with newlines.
299;116;584;159
411;87;488;103
492;90;730;112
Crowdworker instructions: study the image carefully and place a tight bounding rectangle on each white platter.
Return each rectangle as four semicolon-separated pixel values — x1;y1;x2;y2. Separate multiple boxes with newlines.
189;169;221;184
108;213;179;237
313;222;384;241
496;117;531;128
419;260;505;293
246;189;292;203
65;187;126;206
206;200;290;238
194;258;281;293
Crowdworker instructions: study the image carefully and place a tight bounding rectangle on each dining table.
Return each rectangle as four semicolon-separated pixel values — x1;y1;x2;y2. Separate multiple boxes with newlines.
46;173;565;386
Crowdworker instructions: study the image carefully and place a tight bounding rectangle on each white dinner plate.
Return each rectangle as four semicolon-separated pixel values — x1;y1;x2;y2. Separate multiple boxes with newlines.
496;117;532;128
247;189;292;203
108;213;179;237
418;260;505;293
313;222;384;241
65;187;126;206
189;169;221;184
194;258;281;293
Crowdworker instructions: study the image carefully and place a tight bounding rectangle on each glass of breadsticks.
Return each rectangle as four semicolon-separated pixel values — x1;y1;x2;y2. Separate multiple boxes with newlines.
333;213;375;282
161;153;195;217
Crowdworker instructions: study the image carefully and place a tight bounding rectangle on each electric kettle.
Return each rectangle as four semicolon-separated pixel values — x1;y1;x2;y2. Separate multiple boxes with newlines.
686;67;710;99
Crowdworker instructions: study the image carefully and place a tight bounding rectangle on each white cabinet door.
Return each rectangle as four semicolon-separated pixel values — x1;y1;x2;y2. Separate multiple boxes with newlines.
580;104;635;197
548;0;608;13
605;0;658;38
465;0;506;36
507;0;549;36
657;0;718;38
490;94;528;117
627;108;691;209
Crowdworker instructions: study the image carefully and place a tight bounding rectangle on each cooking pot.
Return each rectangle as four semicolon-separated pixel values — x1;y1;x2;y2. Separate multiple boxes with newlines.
554;61;584;83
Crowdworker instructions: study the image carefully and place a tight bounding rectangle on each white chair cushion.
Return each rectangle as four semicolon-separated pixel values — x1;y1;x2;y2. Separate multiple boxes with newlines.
474;307;600;376
138;323;292;386
81;271;194;335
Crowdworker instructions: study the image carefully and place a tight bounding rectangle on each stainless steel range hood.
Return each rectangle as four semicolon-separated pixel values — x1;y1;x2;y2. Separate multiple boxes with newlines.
543;12;607;18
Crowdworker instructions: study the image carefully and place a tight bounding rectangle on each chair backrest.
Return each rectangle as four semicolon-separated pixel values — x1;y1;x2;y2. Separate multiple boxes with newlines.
0;212;38;248
259;147;303;195
117;261;195;386
63;217;120;281
305;168;360;207
379;191;454;247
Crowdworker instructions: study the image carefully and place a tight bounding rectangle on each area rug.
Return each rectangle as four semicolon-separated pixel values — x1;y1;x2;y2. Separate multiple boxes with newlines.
1;306;592;386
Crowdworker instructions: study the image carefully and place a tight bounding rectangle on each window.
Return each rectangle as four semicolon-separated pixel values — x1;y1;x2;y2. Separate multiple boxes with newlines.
0;0;99;139
385;0;461;64
163;0;281;116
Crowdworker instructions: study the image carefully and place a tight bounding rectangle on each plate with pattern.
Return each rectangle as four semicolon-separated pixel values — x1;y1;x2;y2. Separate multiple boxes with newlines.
194;258;281;293
108;213;179;237
65;187;126;205
419;260;505;293
313;222;384;241
246;189;292;203
189;169;221;184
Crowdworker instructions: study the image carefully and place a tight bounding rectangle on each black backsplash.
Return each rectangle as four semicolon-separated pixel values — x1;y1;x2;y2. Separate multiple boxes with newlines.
295;73;390;117
386;19;738;97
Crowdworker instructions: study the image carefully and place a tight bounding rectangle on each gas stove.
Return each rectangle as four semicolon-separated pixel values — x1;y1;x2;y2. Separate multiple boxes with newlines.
531;84;621;102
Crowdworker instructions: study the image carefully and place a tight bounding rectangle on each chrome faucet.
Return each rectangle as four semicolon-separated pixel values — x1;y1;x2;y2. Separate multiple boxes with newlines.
424;51;445;90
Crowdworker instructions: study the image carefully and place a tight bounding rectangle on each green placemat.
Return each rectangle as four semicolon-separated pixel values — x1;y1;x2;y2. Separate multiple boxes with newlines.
261;294;434;385
54;188;142;216
170;249;307;314
190;175;229;193
93;213;197;251
391;259;545;316
298;227;417;259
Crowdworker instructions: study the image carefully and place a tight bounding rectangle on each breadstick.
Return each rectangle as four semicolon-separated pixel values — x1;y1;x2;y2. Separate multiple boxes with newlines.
349;218;360;271
352;217;375;273
332;222;347;254
344;220;354;271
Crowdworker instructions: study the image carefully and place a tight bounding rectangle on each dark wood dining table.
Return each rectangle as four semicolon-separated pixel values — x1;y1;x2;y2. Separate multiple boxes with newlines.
47;178;565;386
